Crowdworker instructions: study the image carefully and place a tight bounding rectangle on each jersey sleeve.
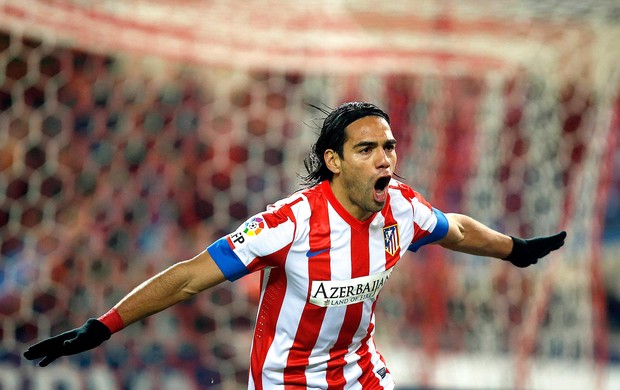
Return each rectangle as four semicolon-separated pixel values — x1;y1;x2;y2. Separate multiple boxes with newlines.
407;207;449;252
406;189;449;252
207;206;296;281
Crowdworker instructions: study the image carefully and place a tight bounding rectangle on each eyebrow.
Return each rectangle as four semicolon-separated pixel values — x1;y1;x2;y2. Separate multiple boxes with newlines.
353;139;397;149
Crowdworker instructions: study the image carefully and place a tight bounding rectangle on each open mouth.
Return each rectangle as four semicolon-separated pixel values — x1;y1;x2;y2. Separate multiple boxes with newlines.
373;176;391;203
374;176;391;191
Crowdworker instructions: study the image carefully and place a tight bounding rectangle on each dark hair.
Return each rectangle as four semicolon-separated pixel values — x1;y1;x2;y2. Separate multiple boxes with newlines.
301;101;390;186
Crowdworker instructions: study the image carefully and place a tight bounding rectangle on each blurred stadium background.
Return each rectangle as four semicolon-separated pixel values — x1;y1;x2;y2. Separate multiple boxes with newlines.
1;0;620;389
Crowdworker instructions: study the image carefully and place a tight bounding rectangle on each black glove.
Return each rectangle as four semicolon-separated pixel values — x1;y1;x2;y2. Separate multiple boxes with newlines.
23;318;111;367
503;231;567;268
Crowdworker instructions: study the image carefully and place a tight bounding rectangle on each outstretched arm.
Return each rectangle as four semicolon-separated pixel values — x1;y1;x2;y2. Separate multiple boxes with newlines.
24;250;226;366
436;213;566;267
436;213;513;258
113;250;225;327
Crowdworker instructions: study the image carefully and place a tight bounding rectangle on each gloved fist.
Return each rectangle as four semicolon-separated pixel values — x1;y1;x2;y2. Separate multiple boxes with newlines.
23;318;111;367
503;231;567;268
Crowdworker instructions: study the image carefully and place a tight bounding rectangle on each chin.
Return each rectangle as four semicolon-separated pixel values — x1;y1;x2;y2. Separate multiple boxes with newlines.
371;201;386;211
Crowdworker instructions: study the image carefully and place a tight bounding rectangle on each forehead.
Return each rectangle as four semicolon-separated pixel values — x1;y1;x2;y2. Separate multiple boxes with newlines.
344;115;394;143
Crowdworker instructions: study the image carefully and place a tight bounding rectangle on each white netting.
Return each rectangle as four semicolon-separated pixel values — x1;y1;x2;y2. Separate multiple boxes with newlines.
1;1;619;389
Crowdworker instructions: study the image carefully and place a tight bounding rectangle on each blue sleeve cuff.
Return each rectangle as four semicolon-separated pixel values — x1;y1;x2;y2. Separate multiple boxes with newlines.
207;237;250;281
408;208;449;252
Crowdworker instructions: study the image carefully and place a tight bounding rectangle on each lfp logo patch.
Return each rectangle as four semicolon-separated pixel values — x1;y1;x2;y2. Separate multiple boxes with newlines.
243;217;265;236
383;224;400;256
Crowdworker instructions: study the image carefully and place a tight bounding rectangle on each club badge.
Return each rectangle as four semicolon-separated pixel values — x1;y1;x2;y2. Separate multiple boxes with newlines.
383;224;400;256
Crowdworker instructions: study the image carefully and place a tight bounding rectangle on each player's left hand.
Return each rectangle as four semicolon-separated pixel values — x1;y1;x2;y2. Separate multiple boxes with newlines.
503;231;567;268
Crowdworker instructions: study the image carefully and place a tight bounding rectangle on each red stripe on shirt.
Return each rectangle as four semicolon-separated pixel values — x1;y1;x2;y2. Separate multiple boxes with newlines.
325;227;370;388
356;302;384;388
283;194;332;388
262;197;302;228
250;202;298;388
250;266;288;390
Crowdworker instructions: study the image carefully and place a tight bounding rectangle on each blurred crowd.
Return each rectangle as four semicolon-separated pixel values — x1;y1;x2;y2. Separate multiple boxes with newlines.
0;34;303;387
1;31;619;388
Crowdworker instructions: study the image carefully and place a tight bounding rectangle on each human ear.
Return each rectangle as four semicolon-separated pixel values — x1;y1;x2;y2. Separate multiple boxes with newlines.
324;149;341;174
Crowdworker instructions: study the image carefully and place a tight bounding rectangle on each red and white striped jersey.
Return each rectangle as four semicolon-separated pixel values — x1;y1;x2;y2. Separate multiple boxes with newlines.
207;179;448;389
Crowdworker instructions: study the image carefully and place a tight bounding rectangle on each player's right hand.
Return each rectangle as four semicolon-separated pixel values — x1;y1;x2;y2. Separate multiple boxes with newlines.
23;318;112;367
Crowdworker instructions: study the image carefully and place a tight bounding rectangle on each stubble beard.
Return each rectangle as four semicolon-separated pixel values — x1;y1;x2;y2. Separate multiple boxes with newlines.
345;176;384;218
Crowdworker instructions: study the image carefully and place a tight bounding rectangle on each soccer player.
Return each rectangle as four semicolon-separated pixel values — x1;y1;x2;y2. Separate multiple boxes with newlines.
24;102;566;389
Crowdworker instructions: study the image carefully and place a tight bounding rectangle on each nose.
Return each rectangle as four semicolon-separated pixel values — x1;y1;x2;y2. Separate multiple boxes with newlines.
376;149;391;169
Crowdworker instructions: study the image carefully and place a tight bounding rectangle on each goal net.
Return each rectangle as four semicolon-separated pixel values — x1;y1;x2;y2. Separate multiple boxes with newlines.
1;1;619;389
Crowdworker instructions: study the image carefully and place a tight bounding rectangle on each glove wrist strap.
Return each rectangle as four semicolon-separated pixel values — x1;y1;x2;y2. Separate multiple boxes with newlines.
503;236;527;261
98;308;124;334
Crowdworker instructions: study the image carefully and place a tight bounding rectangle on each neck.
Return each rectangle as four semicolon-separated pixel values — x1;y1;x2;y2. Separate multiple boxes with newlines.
327;180;373;221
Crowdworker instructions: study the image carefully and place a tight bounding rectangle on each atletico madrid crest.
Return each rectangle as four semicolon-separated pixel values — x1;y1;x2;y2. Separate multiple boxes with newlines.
383;224;400;256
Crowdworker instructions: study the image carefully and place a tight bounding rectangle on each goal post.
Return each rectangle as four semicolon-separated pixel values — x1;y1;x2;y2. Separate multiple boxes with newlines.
1;1;619;389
